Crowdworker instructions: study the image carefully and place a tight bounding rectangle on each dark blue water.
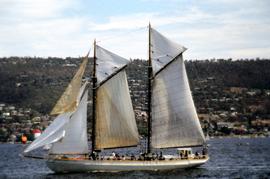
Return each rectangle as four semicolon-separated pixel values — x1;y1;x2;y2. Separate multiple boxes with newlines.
0;137;269;178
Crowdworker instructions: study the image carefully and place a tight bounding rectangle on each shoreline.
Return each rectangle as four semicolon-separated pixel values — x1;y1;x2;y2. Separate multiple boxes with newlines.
1;135;269;144
208;134;269;139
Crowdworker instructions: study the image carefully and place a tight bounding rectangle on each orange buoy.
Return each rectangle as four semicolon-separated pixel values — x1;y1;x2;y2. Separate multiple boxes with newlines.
21;135;27;144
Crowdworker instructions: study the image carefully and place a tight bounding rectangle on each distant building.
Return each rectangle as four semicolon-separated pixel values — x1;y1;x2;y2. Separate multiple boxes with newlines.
265;90;270;96
8;106;15;110
229;87;247;94
32;129;41;139
246;91;256;96
11;110;18;116
217;122;233;130
3;112;10;117
63;63;77;67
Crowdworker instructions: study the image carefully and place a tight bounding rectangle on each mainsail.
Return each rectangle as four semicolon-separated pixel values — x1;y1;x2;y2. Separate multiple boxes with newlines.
94;45;139;150
150;27;205;148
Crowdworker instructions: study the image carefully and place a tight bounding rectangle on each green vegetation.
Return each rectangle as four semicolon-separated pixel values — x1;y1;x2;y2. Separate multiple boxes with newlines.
0;57;269;140
0;57;269;114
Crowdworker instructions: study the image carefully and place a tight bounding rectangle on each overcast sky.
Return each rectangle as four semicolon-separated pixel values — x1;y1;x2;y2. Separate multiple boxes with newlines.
0;0;270;60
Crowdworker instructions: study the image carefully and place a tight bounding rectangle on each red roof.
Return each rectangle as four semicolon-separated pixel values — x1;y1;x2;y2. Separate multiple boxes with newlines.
32;129;41;134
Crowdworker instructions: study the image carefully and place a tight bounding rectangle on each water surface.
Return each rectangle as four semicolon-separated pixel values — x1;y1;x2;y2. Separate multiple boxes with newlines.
0;137;269;178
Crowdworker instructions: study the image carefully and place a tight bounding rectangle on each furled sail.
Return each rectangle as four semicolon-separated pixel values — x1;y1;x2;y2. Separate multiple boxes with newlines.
150;28;205;148
49;82;89;154
94;46;139;149
50;52;89;115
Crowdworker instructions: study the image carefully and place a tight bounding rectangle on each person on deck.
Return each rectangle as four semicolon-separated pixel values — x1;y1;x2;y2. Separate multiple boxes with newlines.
202;147;208;156
90;151;97;160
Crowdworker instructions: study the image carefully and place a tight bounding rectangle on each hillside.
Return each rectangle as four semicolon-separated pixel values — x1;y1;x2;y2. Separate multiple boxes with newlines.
0;57;269;114
0;57;269;141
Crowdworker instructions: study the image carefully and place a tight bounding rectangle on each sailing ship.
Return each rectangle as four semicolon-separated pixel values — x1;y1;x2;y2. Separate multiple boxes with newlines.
23;24;209;172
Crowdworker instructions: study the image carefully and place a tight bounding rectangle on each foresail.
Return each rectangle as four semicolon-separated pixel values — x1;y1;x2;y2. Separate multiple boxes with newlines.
150;28;187;75
151;55;205;148
95;71;139;149
49;82;89;154
50;53;89;115
23;113;70;153
96;45;129;83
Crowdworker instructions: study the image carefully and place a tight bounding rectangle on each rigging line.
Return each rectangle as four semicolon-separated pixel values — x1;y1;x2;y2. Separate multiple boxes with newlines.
95;26;148;43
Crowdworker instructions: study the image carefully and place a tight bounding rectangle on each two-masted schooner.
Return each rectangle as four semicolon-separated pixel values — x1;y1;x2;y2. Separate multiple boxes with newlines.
23;24;209;172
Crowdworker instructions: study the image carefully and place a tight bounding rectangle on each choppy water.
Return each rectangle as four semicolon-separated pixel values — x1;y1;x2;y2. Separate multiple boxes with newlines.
0;137;269;179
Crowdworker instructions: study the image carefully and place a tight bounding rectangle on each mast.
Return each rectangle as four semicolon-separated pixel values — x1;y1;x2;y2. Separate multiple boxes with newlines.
91;39;97;152
147;23;152;154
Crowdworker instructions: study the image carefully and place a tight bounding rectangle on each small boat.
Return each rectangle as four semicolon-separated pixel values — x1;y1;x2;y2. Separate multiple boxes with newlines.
23;24;209;172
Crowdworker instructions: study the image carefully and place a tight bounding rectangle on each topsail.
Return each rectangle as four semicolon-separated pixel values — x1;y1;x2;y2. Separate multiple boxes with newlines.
95;45;129;83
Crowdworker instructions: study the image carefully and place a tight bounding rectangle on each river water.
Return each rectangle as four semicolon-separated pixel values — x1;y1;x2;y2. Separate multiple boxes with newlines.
0;137;269;178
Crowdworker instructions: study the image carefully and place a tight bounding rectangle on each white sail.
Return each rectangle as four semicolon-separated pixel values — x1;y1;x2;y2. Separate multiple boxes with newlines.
150;28;205;149
95;70;139;149
151;28;187;74
50;82;89;154
96;45;129;83
23;113;71;153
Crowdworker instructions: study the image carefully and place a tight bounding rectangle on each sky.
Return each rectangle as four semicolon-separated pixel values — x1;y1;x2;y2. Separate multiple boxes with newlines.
0;0;270;60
